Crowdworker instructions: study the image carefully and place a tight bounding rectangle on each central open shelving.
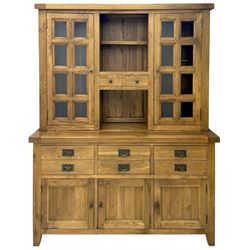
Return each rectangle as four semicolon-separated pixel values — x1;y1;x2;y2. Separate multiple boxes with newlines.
100;14;148;72
99;13;149;130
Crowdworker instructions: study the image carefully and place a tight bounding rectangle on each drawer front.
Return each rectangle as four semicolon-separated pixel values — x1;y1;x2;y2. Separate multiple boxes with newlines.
154;160;206;175
154;146;206;160
98;146;150;160
98;160;150;175
42;146;94;160
124;75;148;87
99;75;123;87
42;160;94;175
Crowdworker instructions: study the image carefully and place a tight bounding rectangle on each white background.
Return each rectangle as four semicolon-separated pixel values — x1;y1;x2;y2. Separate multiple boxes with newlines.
0;0;249;249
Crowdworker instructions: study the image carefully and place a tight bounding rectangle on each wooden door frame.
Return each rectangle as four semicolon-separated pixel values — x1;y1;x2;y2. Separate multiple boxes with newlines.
41;179;94;229
154;179;206;229
46;13;95;130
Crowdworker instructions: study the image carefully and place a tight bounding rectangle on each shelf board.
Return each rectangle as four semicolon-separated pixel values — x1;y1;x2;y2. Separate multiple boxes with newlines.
101;122;148;131
101;40;148;45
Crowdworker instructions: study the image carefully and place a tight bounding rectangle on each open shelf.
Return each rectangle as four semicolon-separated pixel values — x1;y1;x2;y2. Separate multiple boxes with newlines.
100;90;148;130
100;14;148;72
100;45;147;72
101;122;148;131
100;40;148;45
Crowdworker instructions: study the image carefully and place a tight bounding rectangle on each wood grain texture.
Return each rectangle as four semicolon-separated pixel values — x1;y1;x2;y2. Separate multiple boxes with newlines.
154;179;206;229
97;160;150;175
35;4;214;11
154;145;207;160
42;179;94;229
29;129;220;144
30;5;219;247
42;145;94;159
42;160;94;175
206;143;215;246
46;13;95;130
33;144;42;246
201;11;210;130
39;11;47;130
154;160;206;175
98;179;150;229
101;90;147;123
98;145;150;160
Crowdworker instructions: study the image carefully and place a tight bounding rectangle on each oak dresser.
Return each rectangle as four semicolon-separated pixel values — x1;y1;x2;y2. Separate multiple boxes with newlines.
29;3;220;246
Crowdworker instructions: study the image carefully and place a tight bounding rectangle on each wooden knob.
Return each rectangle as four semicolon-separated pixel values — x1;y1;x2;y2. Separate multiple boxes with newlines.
99;201;103;208
154;201;160;209
135;80;139;84
109;79;113;84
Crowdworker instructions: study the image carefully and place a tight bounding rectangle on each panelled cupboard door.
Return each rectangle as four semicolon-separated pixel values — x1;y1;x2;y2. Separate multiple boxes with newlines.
154;179;206;229
98;179;150;229
41;179;94;229
47;14;94;129
154;14;202;130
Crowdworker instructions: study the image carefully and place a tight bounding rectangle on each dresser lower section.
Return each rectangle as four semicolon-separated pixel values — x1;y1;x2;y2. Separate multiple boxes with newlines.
31;133;218;246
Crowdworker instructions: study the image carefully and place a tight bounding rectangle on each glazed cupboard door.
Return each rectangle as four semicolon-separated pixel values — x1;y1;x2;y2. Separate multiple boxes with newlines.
47;14;94;129
98;179;150;229
41;179;94;229
154;179;206;229
154;14;202;130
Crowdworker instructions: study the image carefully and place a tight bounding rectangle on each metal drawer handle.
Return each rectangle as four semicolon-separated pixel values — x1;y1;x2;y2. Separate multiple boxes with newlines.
62;164;74;172
175;164;187;172
62;149;74;157
118;149;130;157
118;164;130;172
175;149;187;158
135;79;139;84
108;79;113;84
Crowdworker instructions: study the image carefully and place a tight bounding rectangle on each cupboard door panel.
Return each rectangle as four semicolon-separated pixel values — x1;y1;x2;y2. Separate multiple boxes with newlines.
154;179;206;229
42;179;94;229
47;13;94;129
98;179;150;229
154;13;202;129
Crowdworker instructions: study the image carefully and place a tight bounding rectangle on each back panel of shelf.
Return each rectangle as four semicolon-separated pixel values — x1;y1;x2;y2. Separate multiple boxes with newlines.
100;14;148;72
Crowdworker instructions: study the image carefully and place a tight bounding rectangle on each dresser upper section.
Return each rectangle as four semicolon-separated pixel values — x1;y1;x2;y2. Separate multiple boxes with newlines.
36;4;214;132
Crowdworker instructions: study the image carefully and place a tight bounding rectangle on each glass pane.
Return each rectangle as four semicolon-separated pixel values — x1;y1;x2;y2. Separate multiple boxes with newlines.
75;45;87;66
74;22;87;37
75;102;87;118
162;21;174;37
161;45;173;66
55;45;67;66
55;102;67;117
181;102;193;117
161;102;173;118
75;74;87;95
54;21;67;37
55;73;67;94
181;74;193;94
181;21;194;37
161;74;173;94
181;45;193;66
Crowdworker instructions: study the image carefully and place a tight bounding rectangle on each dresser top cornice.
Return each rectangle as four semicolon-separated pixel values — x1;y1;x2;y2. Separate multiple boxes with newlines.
34;3;214;11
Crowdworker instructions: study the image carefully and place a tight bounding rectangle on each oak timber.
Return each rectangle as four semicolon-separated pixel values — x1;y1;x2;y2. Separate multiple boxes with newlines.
30;3;219;247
